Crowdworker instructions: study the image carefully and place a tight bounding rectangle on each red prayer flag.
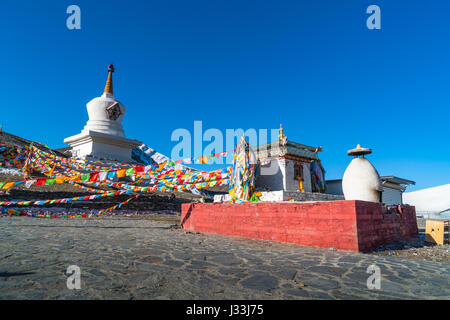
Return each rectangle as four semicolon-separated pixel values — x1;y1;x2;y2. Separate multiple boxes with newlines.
135;166;144;173
36;179;46;186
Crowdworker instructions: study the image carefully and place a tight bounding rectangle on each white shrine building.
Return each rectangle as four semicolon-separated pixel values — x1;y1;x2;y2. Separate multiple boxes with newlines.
214;126;342;203
64;65;142;162
254;125;323;193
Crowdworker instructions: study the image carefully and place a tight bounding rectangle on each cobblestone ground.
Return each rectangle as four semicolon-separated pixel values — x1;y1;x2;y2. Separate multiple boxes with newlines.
0;216;449;300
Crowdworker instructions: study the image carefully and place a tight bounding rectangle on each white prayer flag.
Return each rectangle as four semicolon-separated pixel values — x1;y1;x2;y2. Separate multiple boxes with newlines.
99;171;107;181
25;180;36;189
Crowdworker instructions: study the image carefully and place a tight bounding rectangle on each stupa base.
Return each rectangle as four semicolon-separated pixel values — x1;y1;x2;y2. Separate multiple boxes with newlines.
64;130;142;163
181;200;419;252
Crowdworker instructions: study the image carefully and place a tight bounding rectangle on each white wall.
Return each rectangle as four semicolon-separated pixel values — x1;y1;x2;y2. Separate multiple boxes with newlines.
73;141;133;162
257;159;285;191
381;187;402;205
326;180;343;195
283;159;297;191
326;180;403;205
256;158;312;192
302;163;312;193
403;184;450;214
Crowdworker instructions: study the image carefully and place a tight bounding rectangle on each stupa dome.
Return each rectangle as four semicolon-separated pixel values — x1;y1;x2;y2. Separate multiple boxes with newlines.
342;144;383;203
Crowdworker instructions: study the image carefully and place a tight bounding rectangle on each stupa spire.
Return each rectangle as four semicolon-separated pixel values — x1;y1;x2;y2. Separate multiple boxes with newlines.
103;64;114;95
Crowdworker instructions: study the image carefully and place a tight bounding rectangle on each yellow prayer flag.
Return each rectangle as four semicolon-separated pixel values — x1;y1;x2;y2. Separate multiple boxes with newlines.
55;176;66;184
3;182;15;189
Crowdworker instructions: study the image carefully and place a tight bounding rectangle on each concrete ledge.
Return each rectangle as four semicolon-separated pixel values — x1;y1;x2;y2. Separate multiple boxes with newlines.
181;200;419;252
214;190;344;202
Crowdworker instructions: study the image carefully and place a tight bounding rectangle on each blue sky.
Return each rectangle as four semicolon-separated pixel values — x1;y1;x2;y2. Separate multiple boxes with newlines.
0;0;449;191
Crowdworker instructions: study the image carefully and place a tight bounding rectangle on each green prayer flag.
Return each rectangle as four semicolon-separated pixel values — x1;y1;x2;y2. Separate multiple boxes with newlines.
45;179;56;186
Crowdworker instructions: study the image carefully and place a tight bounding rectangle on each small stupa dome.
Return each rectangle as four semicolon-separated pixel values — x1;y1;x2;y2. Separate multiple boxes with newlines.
342;144;383;203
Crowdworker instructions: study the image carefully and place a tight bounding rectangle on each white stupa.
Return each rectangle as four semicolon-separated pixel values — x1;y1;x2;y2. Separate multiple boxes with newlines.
64;64;142;162
342;144;383;203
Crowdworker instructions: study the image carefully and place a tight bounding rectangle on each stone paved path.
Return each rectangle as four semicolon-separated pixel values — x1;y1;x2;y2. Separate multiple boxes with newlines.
0;216;449;300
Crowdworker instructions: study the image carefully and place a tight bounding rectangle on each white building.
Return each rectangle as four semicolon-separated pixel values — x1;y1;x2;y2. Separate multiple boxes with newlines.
403;184;450;217
64;65;142;162
326;176;415;205
254;126;324;193
214;126;343;203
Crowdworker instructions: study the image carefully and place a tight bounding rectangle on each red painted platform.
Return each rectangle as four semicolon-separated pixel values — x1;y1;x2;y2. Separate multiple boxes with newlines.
180;200;419;252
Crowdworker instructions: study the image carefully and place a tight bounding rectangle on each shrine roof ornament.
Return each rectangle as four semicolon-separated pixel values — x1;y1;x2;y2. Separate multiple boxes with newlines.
104;64;114;95
278;123;286;141
347;144;372;157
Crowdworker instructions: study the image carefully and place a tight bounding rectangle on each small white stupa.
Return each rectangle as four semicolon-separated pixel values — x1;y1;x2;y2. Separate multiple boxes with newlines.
64;64;142;162
342;144;383;203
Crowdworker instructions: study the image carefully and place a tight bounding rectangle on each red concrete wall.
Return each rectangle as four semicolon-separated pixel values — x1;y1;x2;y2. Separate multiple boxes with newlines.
355;201;419;252
181;200;419;252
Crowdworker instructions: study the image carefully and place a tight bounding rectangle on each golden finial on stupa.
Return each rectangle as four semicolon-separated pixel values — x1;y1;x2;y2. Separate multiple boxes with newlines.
104;64;114;94
278;123;286;141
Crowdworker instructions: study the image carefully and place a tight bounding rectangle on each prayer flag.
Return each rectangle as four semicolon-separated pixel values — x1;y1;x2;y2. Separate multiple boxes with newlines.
99;171;107;181
107;171;117;180
55;177;66;184
25;180;36;188
45;179;56;186
3;182;15;189
36;179;46;186
90;173;99;182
